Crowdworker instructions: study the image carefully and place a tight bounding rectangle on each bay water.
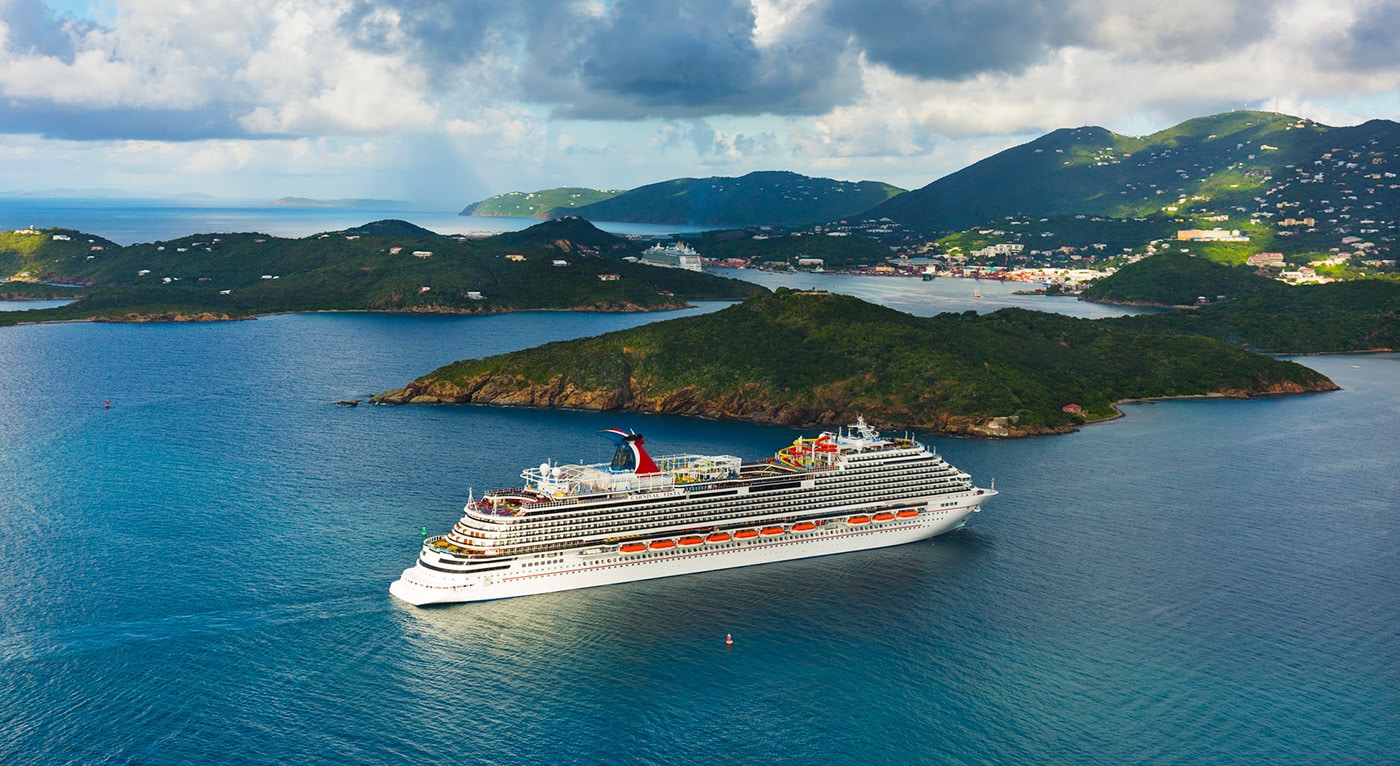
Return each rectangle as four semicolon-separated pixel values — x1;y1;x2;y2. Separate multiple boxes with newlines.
0;270;1397;762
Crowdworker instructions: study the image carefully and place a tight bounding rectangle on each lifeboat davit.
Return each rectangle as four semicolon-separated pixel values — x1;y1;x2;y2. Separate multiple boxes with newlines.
760;526;785;536
650;540;676;550
706;533;732;543
734;529;758;539
620;543;646;553
678;536;704;546
896;510;919;519
873;512;896;522
847;515;871;525
791;522;817;532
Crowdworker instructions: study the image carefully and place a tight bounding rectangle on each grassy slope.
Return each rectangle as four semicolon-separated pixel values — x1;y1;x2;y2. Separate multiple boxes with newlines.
864;111;1400;240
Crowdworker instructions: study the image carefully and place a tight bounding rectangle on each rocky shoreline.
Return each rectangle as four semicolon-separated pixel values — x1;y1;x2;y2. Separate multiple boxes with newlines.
371;373;1339;439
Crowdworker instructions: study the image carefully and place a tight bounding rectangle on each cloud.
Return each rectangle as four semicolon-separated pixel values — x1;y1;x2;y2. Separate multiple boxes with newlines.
3;0;1400;145
0;0;93;59
1339;0;1400;72
525;0;859;118
5;0;1400;205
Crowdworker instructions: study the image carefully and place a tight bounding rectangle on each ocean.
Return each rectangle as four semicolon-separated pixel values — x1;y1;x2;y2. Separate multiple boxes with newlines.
0;198;710;246
1;207;1396;764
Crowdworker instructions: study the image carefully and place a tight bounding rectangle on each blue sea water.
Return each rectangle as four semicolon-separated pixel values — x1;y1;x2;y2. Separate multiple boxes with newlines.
0;300;74;312
1;293;1398;763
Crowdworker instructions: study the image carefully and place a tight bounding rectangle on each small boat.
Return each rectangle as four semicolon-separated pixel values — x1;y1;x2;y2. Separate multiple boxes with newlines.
791;522;816;532
873;512;896;522
760;526;785;536
847;515;871;525
734;529;758;539
678;536;704;546
620;543;646;553
650;540;676;550
706;533;732;543
896;510;919;519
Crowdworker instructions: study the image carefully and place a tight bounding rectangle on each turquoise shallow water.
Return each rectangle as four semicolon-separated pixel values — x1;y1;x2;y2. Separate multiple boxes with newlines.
1;298;1397;764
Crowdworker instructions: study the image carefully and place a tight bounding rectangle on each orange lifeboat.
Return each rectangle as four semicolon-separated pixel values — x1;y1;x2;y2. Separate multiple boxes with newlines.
760;526;785;536
896;510;919;519
620;543;646;553
792;522;817;532
650;540;676;550
706;533;732;543
734;529;758;539
873;512;896;522
847;515;871;525
678;536;704;546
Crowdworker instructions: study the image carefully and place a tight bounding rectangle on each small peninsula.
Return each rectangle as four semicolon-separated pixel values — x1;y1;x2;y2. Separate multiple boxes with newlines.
374;290;1337;437
0;219;765;326
1086;252;1400;353
461;188;623;218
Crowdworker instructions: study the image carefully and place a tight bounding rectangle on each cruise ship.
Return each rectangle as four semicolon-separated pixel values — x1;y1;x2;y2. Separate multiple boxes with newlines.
389;419;996;606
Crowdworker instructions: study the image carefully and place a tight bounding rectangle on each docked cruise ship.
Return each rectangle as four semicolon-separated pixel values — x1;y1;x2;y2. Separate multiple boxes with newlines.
390;419;995;606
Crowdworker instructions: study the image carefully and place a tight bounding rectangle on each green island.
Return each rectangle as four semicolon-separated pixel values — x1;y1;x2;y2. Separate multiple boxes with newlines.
373;289;1338;437
0;219;765;326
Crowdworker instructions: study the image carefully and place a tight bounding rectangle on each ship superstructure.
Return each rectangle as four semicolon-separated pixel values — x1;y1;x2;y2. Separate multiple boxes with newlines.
390;418;995;605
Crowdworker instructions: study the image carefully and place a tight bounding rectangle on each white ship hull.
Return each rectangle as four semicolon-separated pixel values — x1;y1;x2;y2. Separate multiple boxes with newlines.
390;492;992;606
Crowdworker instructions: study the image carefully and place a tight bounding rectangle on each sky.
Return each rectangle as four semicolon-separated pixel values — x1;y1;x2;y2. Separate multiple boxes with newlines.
3;0;1400;207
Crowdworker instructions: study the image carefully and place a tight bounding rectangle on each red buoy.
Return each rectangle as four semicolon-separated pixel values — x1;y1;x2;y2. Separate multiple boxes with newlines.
104;400;110;409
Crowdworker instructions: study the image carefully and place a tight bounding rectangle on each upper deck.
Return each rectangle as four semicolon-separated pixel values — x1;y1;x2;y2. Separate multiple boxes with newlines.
489;416;928;508
523;453;744;499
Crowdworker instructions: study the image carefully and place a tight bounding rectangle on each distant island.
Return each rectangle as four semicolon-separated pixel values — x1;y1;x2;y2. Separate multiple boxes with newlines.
374;289;1338;437
461;188;624;218
461;171;904;228
267;197;412;209
0;218;765;326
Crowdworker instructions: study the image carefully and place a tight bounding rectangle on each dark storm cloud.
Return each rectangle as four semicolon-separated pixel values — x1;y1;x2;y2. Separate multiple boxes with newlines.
1340;0;1400;71
347;0;858;118
344;0;1286;120
823;0;1057;79
523;0;857;117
